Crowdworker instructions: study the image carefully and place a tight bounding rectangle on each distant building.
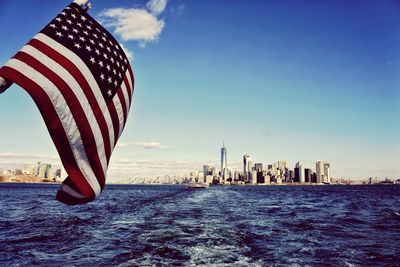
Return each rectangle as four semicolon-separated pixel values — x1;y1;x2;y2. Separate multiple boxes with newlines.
311;172;317;183
210;167;217;176
36;161;41;176
316;160;324;183
264;174;271;184
277;161;287;177
316;160;331;183
234;171;241;181
22;165;35;175
243;154;252;182
205;175;213;184
251;170;257;185
203;165;210;182
222;168;229;181
323;162;331;183
288;170;294;182
284;168;290;182
221;142;227;180
256;170;270;184
255;163;263;183
254;163;263;172
36;162;52;178
304;168;312;183
295;161;304;183
54;169;62;179
294;167;300;182
198;171;204;182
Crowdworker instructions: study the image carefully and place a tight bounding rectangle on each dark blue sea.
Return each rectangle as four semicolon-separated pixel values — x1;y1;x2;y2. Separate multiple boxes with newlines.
0;184;399;266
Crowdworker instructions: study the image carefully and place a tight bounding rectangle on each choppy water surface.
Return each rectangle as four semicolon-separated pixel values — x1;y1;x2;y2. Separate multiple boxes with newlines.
0;184;399;266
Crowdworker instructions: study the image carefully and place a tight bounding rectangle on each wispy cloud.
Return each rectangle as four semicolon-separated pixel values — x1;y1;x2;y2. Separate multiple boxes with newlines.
170;4;185;14
0;153;58;161
98;0;168;48
134;142;169;149
115;141;170;149
0;153;61;170
116;142;130;148
147;0;168;16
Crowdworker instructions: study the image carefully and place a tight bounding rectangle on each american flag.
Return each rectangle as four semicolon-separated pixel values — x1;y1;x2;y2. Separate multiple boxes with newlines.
0;2;134;205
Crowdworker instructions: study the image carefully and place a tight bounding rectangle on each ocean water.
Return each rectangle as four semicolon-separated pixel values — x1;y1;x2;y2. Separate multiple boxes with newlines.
0;184;399;266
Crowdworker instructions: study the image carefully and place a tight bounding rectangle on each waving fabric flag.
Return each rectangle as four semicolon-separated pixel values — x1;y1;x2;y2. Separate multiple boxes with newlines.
0;2;135;205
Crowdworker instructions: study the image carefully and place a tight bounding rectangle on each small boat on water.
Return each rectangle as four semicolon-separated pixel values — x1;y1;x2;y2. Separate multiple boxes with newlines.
187;182;209;189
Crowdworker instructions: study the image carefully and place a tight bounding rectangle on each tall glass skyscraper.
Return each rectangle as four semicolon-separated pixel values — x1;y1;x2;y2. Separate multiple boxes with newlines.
295;161;305;183
221;142;227;180
243;154;252;182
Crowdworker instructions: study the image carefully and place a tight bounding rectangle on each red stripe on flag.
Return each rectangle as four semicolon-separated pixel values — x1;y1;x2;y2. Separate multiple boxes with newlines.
28;39;112;163
14;51;106;190
127;65;135;98
117;89;128;126
0;66;96;201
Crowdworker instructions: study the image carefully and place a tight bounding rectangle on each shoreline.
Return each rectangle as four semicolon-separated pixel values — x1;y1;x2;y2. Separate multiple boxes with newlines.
1;181;398;186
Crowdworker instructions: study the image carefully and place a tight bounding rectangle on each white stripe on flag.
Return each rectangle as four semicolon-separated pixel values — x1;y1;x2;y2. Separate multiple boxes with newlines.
113;96;125;139
20;44;108;176
5;58;102;195
126;68;134;99
60;183;86;199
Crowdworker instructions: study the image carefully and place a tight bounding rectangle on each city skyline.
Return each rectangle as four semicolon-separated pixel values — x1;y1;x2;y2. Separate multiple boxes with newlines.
0;0;399;182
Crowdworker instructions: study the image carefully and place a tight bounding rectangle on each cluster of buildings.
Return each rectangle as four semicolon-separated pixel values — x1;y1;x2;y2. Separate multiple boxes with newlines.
199;144;332;185
0;161;62;180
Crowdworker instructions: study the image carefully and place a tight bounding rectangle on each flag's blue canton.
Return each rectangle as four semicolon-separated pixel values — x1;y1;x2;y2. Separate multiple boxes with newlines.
41;3;129;102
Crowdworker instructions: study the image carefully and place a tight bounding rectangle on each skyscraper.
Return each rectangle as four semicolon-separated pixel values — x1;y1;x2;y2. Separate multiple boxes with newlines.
277;161;287;172
243;154;252;182
203;165;210;182
316;160;331;183
221;142;227;180
324;162;331;183
254;163;263;172
316;160;324;183
255;163;263;184
295;161;305;183
304;168;312;183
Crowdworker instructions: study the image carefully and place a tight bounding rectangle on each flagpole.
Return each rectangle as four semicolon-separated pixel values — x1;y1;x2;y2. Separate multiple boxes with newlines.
73;0;92;11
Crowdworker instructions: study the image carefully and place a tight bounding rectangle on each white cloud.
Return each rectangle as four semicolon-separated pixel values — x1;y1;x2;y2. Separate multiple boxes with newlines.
0;153;58;161
116;142;130;148
115;141;169;149
98;7;165;47
146;0;168;16
0;153;61;171
134;142;169;149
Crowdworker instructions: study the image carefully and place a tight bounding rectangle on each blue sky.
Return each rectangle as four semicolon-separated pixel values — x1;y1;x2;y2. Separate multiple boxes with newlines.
0;0;399;181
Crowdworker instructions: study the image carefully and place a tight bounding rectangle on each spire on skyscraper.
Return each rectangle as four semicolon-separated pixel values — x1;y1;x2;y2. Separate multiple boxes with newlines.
220;142;227;180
